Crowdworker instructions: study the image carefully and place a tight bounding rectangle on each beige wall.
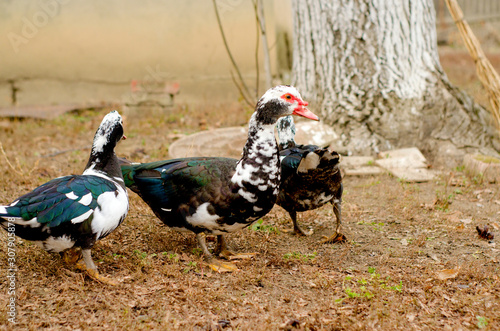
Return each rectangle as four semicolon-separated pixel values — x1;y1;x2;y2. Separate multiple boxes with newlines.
0;0;292;109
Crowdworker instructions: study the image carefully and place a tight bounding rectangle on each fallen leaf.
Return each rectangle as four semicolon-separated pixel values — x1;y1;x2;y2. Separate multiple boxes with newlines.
436;267;460;280
460;218;473;224
476;225;494;240
401;238;408;246
446;211;462;222
427;253;440;262
491;222;499;230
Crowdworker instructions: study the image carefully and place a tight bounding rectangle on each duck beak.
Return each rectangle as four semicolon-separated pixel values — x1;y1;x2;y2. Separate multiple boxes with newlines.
292;101;319;121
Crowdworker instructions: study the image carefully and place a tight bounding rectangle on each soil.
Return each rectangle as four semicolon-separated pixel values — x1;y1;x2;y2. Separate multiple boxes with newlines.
0;47;499;330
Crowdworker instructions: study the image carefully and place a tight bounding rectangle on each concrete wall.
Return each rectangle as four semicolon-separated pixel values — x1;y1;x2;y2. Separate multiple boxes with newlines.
0;0;292;109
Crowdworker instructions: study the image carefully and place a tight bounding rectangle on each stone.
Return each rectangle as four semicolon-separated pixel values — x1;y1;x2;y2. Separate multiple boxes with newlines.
375;147;438;182
168;127;247;159
294;120;338;147
463;153;500;183
341;156;383;176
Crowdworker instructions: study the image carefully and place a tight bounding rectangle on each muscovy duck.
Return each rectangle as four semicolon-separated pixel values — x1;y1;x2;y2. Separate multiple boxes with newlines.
276;115;344;243
0;110;128;284
121;85;318;272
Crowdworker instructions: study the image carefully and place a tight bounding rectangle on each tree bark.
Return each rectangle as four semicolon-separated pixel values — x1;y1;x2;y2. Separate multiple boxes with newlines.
291;0;500;166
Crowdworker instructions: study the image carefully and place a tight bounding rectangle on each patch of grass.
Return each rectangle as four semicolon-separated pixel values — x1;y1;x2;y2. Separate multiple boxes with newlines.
476;316;488;329
335;267;403;303
283;251;317;262
250;219;279;233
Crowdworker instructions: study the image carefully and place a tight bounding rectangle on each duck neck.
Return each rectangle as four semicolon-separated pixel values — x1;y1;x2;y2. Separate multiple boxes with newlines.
277;115;297;150
83;145;125;190
231;113;281;204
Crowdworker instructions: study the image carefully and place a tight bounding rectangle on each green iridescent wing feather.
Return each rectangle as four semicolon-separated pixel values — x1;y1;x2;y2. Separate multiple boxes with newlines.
6;175;116;227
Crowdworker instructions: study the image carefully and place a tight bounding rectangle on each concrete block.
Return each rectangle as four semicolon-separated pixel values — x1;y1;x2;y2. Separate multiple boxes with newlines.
375;147;438;182
463;153;500;183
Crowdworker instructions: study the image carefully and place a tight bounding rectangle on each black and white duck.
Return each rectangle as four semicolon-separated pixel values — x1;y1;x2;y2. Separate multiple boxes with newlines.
121;85;318;271
276;115;344;243
0;111;128;284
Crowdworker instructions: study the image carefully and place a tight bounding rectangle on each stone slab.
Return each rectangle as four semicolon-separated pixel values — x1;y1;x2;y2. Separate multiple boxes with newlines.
168;127;247;159
375;147;437;182
376;147;428;168
341;156;383;176
294;120;338;147
0;104;89;119
169;123;338;159
463;153;500;183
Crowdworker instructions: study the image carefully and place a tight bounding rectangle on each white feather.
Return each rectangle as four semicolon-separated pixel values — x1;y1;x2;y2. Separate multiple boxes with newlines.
65;192;78;200
70;209;93;224
185;203;220;230
36;235;74;253
91;186;128;239
79;193;93;206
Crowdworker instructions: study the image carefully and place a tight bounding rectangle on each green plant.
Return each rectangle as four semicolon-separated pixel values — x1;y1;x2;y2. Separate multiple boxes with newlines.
283;251;317;261
476;316;488;329
336;267;403;303
250;219;279;233
133;250;148;259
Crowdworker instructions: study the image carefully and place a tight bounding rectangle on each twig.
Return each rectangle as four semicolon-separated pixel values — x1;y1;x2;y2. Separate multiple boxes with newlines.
445;0;500;133
0;142;39;176
212;0;254;106
252;0;260;100
254;0;272;90
230;70;254;107
0;142;23;176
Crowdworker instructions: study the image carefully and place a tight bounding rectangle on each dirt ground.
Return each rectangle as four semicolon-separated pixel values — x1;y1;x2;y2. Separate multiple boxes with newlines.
0;47;499;330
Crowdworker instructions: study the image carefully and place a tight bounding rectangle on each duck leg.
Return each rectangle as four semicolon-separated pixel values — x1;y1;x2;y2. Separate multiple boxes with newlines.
75;249;118;285
196;233;238;273
283;210;313;236
61;247;82;265
214;235;258;260
320;197;346;244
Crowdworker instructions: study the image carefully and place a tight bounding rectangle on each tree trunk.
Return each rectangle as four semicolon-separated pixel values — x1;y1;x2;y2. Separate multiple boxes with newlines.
291;0;500;167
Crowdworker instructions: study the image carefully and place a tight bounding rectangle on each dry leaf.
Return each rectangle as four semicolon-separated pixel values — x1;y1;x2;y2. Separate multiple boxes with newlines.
446;211;462;222
436;267;460;280
476;225;494;240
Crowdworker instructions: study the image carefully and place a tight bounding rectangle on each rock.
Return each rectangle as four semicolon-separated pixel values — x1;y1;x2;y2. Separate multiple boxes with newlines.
341;156;383;176
294;120;338;147
375;147;439;182
168;127;246;159
463;153;500;183
169;122;338;159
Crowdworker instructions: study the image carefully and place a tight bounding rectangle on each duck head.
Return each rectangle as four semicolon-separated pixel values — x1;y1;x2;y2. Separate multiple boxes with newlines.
255;85;318;125
91;110;126;156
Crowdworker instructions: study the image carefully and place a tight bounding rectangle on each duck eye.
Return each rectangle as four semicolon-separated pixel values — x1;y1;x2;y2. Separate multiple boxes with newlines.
285;94;292;100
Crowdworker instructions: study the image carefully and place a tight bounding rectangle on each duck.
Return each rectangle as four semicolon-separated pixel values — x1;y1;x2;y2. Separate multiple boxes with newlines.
0;110;128;285
276;115;344;243
121;85;318;272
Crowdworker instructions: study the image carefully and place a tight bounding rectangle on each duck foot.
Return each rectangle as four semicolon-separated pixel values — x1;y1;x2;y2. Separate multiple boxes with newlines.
73;249;118;285
207;257;239;273
320;232;347;244
282;226;313;236
220;249;258;261
75;261;119;285
215;235;258;261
